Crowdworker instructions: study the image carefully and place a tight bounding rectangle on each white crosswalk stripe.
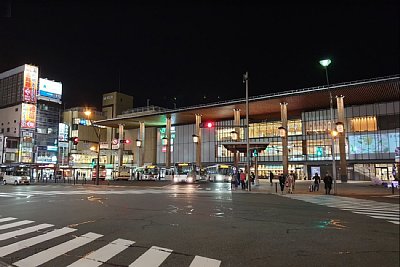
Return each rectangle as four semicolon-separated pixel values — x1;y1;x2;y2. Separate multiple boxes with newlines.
0;223;53;241
0;216;222;266
129;246;172;267
189;255;221;267
13;232;103;267
284;194;400;225
0;217;17;223
0;227;77;257
0;220;34;230
67;238;135;267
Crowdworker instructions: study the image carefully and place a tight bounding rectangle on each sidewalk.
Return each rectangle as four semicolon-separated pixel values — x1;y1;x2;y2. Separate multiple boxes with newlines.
251;179;400;198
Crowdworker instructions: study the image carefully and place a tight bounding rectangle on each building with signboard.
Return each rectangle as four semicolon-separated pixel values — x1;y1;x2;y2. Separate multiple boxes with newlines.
0;64;39;163
35;78;63;166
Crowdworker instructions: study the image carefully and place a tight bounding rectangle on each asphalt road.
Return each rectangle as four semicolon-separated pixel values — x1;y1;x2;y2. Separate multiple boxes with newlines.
0;182;399;267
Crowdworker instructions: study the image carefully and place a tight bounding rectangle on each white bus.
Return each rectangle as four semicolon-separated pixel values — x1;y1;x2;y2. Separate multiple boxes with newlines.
0;165;31;185
173;162;199;183
206;164;235;182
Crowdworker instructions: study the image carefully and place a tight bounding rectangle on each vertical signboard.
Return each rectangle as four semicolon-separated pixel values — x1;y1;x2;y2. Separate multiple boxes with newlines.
23;65;39;103
21;103;37;129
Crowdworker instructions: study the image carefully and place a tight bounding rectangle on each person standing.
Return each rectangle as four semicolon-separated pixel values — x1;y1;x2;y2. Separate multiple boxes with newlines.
323;172;333;195
287;173;294;194
269;171;274;185
313;173;321;192
240;170;246;189
279;174;286;194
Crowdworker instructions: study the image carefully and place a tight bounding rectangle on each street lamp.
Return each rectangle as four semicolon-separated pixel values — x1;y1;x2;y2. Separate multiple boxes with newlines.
243;72;251;191
192;134;199;144
230;131;238;141
319;58;337;194
84;109;101;186
278;126;287;138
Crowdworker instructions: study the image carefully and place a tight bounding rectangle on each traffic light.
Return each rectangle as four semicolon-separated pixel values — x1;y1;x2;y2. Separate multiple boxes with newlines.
252;149;258;157
72;137;79;145
199;122;214;128
120;139;131;144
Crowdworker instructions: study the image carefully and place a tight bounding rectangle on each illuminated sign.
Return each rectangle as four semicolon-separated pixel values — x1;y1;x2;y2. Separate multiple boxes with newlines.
21;103;37;129
58;123;69;141
219;165;229;168
178;163;188;166
23;65;38;103
39;78;62;102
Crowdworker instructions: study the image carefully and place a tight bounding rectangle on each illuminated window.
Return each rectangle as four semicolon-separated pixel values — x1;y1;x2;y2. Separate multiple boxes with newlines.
350;117;377;132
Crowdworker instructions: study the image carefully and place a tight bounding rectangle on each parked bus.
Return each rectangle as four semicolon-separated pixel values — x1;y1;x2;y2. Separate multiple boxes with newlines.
173;162;199;183
133;165;160;180
92;165;106;180
0;165;30;185
206;164;235;182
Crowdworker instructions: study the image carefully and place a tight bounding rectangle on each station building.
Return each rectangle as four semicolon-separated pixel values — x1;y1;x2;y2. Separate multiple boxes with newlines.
96;75;400;181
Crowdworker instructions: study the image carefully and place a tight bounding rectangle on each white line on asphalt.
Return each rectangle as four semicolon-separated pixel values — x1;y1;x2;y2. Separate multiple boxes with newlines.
129;246;172;267
368;215;400;221
189;255;221;267
67;238;135;267
13;232;103;267
0;220;34;230
387;220;400;224
351;211;399;218
0;217;17;223
0;227;77;257
0;223;53;241
345;209;399;214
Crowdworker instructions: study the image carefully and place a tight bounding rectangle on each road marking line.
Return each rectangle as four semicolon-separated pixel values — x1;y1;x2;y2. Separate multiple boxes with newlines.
0;227;76;257
0;220;33;230
13;232;103;267
189;255;221;267
0;217;17;223
67;238;135;267
368;215;399;220
0;223;53;241
387;220;400;224
347;209;399;214
129;246;172;267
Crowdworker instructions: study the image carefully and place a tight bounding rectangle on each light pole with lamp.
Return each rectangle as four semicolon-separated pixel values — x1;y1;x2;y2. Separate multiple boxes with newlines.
319;59;337;194
136;139;142;167
243;72;251;191
84;110;101;186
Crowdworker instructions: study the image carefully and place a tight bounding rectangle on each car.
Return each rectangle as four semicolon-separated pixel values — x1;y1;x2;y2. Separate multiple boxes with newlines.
3;175;30;185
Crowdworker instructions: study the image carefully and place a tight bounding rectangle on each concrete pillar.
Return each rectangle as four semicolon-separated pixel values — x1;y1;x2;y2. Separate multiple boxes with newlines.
118;124;124;170
195;114;202;168
137;121;145;167
166;115;171;168
336;95;348;182
233;108;241;169
280;102;289;177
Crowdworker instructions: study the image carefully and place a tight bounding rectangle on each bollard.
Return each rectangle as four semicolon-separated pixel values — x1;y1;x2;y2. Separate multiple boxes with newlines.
392;183;395;195
275;182;277;193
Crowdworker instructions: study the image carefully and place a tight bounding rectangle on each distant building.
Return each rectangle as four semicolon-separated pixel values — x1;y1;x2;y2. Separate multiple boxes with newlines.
0;64;39;163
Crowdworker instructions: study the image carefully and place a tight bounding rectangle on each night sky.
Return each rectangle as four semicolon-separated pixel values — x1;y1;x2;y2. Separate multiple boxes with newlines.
1;0;399;110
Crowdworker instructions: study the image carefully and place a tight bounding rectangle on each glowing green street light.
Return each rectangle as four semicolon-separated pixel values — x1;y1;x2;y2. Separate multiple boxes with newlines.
319;59;332;67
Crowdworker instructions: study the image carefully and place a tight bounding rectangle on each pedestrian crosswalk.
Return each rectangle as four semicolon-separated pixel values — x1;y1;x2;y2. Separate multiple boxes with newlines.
0;216;221;267
284;194;400;225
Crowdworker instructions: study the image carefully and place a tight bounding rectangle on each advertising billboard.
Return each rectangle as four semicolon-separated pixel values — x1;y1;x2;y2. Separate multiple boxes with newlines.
349;132;400;154
58;123;69;141
23;65;39;103
21;103;37;129
39;78;62;103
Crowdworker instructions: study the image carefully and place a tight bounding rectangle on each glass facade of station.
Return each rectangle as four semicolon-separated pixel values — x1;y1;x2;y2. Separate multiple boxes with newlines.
156;100;400;181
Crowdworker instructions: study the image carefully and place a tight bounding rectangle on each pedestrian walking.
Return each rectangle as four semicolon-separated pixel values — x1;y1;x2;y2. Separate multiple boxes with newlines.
240;170;246;189
323;172;333;195
250;172;255;185
290;170;297;190
279;174;286;194
312;173;321;192
269;171;274;185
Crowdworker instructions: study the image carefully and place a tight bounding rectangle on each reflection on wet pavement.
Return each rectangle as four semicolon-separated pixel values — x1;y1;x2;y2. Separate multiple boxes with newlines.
317;219;346;230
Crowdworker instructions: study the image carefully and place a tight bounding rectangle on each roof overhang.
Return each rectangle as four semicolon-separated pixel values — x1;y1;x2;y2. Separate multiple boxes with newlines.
95;76;400;129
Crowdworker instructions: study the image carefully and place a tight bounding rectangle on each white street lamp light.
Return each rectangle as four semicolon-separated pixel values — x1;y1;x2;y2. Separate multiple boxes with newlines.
278;126;287;138
192;134;199;144
336;122;344;133
231;131;238;141
136;139;142;148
